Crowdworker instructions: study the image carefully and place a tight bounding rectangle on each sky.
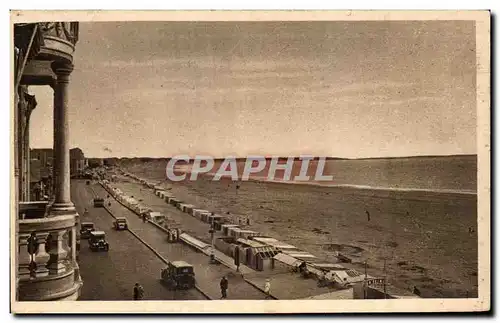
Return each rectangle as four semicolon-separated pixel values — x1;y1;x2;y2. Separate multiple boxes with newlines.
28;21;477;158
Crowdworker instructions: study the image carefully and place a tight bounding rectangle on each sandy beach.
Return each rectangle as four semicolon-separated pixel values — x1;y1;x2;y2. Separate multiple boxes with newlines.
120;160;478;298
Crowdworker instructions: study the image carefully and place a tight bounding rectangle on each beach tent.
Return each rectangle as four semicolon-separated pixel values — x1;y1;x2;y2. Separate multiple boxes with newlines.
182;204;195;214
148;211;166;224
221;224;240;236
237;230;260;239
193;209;209;219
228;227;242;238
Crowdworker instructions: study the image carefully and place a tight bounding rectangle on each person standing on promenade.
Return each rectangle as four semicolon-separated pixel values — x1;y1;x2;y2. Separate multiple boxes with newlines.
264;279;272;299
133;283;144;300
220;276;228;299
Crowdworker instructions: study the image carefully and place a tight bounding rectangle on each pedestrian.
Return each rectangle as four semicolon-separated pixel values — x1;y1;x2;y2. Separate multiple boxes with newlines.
142;213;147;223
247;218;250;225
264;279;271;299
220;276;228;299
133;283;144;300
366;210;371;222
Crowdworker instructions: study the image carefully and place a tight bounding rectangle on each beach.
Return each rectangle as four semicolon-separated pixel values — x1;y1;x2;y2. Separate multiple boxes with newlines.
119;158;478;298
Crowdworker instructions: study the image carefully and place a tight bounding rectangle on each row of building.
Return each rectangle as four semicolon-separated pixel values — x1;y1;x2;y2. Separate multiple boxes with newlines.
28;147;87;200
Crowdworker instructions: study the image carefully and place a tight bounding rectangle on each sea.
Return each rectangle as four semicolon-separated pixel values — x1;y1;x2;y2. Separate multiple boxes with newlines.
168;154;477;195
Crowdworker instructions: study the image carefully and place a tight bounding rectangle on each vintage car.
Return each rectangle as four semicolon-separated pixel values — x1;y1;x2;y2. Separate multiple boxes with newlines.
160;261;195;290
80;222;95;239
113;217;128;230
93;197;105;207
88;231;109;251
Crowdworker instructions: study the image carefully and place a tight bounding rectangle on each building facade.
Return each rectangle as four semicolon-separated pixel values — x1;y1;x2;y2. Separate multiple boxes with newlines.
14;22;82;301
70;147;86;176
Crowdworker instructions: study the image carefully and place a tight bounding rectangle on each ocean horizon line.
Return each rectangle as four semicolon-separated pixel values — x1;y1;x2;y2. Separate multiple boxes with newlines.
89;153;478;161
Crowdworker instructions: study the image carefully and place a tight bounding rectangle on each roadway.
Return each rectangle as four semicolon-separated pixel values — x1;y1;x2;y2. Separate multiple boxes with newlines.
89;179;268;300
71;179;207;301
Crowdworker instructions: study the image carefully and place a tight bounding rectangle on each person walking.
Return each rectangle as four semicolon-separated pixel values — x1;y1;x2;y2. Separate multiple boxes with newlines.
264;279;272;299
133;283;144;300
220;276;228;299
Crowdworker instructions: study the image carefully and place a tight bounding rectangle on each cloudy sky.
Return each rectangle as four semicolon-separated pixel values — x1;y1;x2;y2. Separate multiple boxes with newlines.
28;21;476;158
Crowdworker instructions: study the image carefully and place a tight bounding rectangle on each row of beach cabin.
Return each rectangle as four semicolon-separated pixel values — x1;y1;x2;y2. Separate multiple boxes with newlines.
115;169;389;292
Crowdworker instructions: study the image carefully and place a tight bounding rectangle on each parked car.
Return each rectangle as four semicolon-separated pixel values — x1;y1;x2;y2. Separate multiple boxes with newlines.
160;261;195;290
88;231;109;251
113;217;128;230
80;222;95;239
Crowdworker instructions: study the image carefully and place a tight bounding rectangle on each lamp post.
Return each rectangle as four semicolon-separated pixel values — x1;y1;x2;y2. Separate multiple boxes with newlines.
209;222;215;263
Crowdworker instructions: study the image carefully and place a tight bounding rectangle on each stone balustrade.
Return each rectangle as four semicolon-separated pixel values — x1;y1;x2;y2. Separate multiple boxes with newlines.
17;213;81;301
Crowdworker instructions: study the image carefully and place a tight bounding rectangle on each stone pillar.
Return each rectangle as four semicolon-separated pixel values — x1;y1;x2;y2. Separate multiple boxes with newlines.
14;86;20;300
17;233;32;280
23;93;37;201
17;86;27;202
24;118;30;201
47;229;69;275
34;232;51;277
50;61;75;214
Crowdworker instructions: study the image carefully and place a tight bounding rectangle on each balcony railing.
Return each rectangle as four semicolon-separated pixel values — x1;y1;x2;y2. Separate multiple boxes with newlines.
17;211;82;301
19;201;49;219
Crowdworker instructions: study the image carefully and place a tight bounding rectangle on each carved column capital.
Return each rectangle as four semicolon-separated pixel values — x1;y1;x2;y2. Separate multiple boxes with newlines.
51;61;74;83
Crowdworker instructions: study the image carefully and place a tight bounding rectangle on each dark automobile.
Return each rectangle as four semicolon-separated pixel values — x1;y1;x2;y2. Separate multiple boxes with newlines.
80;222;95;239
113;217;128;230
88;231;109;251
93;198;105;207
160;261;195;290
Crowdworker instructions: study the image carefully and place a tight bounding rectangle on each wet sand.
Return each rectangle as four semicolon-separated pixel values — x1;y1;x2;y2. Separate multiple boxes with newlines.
120;162;478;298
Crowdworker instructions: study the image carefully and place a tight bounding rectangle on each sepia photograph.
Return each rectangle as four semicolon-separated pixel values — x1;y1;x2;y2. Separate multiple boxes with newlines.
10;10;490;313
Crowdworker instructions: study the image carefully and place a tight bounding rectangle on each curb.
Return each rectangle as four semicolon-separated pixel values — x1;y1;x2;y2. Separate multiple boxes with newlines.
243;278;278;300
99;197;212;300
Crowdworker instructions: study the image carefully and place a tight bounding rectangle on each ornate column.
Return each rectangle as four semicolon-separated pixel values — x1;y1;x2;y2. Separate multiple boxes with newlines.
23;93;37;201
17;86;27;201
50;61;75;214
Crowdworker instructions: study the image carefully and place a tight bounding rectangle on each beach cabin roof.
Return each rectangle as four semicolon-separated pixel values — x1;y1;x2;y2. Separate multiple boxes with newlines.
221;224;239;228
283;251;317;260
236;238;265;248
310;263;346;271
238;230;258;235
329;269;368;284
273;252;302;267
253;237;298;250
